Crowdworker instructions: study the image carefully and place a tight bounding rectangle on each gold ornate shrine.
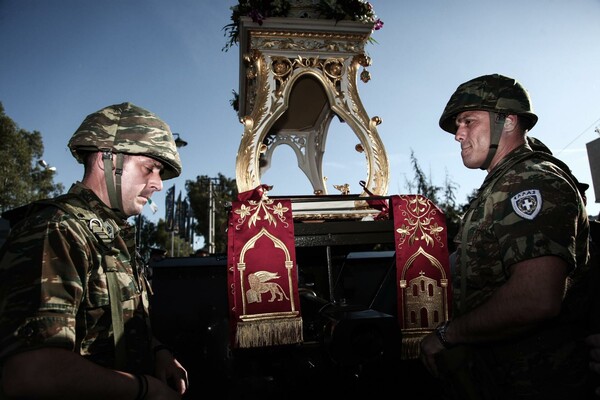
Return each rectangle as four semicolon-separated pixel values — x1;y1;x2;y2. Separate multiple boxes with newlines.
229;2;450;362
235;7;389;199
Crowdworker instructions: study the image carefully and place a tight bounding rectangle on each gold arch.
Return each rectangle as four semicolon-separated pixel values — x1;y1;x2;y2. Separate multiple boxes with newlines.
237;227;296;315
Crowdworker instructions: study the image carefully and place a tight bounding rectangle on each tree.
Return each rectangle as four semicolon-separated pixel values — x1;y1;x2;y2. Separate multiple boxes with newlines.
136;215;162;262
0;102;64;213
137;215;195;261
404;150;442;201
186;173;237;254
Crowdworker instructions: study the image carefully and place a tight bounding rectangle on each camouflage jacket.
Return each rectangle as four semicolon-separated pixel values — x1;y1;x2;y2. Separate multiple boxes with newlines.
0;183;153;374
453;142;590;315
447;142;592;398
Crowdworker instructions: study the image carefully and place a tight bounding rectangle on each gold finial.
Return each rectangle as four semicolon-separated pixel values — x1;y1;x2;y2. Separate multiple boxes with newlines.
333;183;350;195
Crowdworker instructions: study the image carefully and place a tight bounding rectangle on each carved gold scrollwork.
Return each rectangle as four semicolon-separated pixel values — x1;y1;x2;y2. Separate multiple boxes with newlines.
292;56;320;69
356;53;372;67
322;58;344;92
271;57;293;95
236;19;390;204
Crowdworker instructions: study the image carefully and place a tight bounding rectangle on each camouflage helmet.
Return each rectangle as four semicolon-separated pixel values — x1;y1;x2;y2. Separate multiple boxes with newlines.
68;102;182;180
439;74;538;134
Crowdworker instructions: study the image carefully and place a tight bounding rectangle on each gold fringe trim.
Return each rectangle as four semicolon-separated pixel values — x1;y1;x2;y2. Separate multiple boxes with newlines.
235;317;303;348
401;330;431;360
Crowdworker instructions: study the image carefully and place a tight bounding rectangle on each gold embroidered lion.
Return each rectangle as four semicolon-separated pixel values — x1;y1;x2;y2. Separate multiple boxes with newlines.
246;271;290;303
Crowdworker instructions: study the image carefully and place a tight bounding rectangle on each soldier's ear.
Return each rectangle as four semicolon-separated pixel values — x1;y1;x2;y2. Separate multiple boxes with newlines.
94;151;116;171
504;114;518;130
94;152;107;171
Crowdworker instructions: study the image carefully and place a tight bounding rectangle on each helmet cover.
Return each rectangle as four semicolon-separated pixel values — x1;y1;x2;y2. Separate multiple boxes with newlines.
439;74;538;134
68;102;182;180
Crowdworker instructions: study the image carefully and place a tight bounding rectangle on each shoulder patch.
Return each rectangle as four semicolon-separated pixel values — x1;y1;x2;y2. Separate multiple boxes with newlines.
511;189;542;220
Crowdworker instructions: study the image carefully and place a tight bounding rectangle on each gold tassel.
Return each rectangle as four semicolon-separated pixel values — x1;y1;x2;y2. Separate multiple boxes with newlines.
401;331;431;360
401;336;422;360
236;317;303;348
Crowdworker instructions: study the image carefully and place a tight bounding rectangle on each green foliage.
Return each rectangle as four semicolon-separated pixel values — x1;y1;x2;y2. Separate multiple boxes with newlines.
137;217;194;261
166;234;194;257
153;219;171;249
222;0;382;52
0;102;64;213
404;149;466;253
222;0;291;52
315;0;379;24
404;150;442;201
135;215;160;261
186;173;238;254
230;90;239;112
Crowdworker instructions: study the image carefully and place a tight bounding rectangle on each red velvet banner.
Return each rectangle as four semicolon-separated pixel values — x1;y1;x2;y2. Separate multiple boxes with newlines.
391;195;452;359
227;186;303;348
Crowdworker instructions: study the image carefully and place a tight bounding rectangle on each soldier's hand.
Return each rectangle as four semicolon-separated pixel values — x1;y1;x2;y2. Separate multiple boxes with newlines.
154;347;189;396
145;374;183;399
420;331;445;378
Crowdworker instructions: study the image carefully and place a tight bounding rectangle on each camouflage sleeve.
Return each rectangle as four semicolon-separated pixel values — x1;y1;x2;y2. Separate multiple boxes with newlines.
492;160;581;271
0;210;89;363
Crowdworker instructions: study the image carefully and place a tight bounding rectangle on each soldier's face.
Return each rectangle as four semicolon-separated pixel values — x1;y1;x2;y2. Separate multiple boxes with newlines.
454;110;490;169
120;155;164;216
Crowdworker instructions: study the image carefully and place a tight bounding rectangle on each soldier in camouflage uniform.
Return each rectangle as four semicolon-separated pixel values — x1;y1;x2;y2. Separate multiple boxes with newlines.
0;103;188;399
419;74;593;399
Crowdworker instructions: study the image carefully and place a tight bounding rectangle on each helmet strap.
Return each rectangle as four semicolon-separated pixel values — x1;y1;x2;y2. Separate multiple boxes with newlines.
102;151;125;213
480;112;506;170
114;153;125;212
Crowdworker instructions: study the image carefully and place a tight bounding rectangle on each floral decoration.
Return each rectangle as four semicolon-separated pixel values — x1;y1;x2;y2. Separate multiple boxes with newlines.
222;0;384;52
234;198;290;229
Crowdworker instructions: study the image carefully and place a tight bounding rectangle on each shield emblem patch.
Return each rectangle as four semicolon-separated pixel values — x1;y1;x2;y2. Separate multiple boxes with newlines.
511;189;542;220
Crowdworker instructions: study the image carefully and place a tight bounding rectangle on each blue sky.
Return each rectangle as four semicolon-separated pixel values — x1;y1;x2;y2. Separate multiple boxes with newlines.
2;0;600;242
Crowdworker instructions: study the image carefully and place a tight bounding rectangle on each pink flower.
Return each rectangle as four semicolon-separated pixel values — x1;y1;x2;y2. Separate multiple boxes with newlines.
374;18;384;31
248;9;265;25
